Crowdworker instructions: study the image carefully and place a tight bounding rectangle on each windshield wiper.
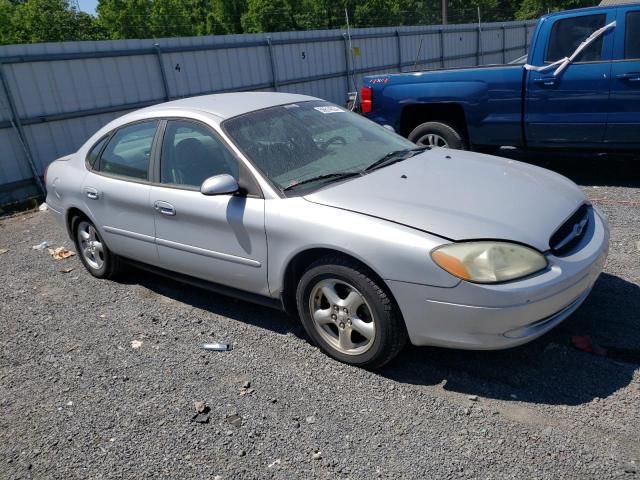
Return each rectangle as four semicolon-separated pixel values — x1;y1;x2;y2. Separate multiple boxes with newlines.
364;146;429;173
282;171;362;192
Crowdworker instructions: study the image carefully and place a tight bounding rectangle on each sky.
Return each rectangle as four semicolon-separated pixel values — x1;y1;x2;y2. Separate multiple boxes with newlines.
77;0;98;15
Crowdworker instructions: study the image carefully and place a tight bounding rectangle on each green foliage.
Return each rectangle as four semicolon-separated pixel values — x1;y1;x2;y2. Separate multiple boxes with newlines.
516;0;594;20
0;0;600;45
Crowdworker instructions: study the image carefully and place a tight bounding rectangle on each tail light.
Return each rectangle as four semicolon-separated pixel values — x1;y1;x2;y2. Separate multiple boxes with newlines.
360;86;372;114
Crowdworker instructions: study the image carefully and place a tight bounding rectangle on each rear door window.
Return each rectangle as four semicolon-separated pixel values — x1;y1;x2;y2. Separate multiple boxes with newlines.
99;121;158;180
625;11;640;59
546;14;606;63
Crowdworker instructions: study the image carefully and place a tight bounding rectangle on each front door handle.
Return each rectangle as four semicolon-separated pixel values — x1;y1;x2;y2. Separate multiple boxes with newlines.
533;77;558;87
154;201;176;216
616;72;640;82
85;187;99;200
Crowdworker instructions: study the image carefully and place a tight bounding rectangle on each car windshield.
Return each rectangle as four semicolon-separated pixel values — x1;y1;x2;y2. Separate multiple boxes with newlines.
223;101;416;194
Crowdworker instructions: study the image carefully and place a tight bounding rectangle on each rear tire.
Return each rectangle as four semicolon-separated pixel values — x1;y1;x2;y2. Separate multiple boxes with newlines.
296;255;407;369
71;215;122;279
408;121;466;150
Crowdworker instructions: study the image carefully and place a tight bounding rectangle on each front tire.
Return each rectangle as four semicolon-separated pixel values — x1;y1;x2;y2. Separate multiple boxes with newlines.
408;121;466;150
296;255;407;369
72;216;122;279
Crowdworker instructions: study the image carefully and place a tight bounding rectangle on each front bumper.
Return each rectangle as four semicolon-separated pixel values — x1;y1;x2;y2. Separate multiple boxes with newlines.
388;207;609;350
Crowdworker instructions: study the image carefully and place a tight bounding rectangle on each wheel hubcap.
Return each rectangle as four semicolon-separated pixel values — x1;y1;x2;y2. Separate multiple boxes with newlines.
77;221;104;270
417;133;449;148
309;279;376;355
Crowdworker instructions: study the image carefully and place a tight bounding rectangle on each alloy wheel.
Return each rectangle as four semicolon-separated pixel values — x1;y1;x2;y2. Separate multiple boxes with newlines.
308;278;376;355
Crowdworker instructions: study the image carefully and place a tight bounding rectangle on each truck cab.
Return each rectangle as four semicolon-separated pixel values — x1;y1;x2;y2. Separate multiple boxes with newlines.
361;3;640;152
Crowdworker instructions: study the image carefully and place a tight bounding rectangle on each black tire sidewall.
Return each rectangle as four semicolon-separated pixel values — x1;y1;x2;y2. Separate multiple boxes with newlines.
408;121;466;150
296;263;397;367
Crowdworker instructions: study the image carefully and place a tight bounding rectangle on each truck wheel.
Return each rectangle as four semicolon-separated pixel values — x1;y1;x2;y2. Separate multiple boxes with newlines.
296;255;408;369
408;121;466;150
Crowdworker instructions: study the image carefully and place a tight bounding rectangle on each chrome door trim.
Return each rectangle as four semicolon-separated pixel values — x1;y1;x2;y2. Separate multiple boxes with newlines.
155;237;262;267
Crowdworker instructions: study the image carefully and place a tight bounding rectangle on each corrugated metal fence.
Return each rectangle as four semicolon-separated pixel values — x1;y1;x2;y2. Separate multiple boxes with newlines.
0;19;536;206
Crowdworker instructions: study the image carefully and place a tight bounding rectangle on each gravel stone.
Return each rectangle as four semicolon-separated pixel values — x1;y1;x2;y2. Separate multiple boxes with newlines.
1;152;639;479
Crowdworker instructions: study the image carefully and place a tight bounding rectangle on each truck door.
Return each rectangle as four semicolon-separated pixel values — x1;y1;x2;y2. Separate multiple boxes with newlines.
606;6;640;148
524;11;615;148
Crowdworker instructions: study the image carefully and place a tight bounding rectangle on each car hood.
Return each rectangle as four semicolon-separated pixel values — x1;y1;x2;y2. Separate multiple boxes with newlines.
304;149;587;251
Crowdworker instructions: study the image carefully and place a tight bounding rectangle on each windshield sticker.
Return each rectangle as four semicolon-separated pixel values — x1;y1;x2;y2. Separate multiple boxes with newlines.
284;104;300;109
314;106;344;114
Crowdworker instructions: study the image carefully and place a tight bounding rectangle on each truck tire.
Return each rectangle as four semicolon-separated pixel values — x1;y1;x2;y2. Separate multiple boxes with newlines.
408;121;466;150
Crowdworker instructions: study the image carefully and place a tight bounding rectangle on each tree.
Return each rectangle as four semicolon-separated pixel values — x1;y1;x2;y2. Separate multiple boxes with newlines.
210;0;247;34
97;0;153;39
354;0;402;27
241;0;297;33
6;0;103;44
149;0;194;37
516;0;593;19
0;0;15;44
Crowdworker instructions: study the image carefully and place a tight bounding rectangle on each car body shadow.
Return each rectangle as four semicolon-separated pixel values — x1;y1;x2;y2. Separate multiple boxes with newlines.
380;273;640;406
120;268;305;338
121;266;637;407
494;148;640;188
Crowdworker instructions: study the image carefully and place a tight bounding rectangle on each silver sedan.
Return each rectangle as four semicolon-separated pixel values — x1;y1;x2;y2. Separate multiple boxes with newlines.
45;93;609;368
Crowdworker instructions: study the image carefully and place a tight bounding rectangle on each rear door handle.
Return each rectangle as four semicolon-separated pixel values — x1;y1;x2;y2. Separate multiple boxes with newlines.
533;77;558;87
154;201;176;216
616;72;640;82
85;187;99;200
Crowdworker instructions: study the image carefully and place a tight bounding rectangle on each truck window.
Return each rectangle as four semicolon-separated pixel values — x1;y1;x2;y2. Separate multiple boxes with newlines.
546;14;606;63
626;11;640;59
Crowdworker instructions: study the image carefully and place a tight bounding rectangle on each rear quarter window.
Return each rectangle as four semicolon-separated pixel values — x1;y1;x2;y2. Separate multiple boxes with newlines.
86;137;108;169
625;11;640;59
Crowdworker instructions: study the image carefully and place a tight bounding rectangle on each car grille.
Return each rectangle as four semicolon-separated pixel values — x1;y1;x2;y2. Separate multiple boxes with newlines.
549;204;591;256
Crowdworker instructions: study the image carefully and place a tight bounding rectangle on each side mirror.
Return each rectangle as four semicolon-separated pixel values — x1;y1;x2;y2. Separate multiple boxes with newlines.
200;174;239;196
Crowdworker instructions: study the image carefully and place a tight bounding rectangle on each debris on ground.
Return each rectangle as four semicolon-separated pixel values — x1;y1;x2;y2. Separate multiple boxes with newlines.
572;335;640;364
60;267;75;274
0;248;8;255
312;451;322;460
130;340;143;349
32;241;48;250
191;413;209;424
194;401;209;414
240;387;254;396
468;395;479;402
202;342;232;352
305;415;316;424
267;459;281;468
38;203;48;212
225;414;242;428
48;247;75;260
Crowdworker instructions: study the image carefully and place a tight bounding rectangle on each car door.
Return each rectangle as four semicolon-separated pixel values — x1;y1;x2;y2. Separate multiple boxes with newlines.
606;6;640;147
525;11;615;147
82;120;160;266
150;119;268;295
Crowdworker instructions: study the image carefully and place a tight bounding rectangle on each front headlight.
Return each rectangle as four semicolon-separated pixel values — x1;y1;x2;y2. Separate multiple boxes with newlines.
431;241;548;284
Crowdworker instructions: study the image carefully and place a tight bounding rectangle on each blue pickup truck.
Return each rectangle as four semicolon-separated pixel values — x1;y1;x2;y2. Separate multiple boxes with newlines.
361;3;640;152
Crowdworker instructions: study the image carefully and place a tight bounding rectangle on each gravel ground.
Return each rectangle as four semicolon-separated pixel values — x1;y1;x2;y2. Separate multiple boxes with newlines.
1;151;639;479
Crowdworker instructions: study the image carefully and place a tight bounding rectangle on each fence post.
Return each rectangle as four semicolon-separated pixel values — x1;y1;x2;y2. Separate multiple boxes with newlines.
0;63;45;196
342;33;352;92
476;25;481;65
154;43;170;101
501;25;506;64
266;37;279;92
395;30;402;72
439;28;445;68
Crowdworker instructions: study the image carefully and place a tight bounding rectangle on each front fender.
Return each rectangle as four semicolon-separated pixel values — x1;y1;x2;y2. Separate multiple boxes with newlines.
265;197;460;296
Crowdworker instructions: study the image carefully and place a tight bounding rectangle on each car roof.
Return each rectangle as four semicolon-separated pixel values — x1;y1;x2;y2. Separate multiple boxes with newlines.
137;92;319;120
